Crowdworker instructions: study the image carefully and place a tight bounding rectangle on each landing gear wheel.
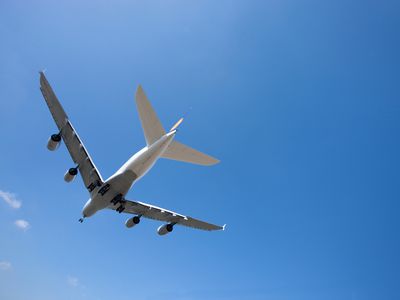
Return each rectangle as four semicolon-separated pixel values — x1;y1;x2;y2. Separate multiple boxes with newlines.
98;183;111;196
110;194;123;205
116;205;125;213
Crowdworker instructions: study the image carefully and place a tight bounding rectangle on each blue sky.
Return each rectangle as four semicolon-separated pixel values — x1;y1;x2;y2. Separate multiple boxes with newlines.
1;0;400;299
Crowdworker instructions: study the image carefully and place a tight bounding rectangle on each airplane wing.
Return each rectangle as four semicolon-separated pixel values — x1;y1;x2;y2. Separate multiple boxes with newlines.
108;199;224;231
39;72;104;193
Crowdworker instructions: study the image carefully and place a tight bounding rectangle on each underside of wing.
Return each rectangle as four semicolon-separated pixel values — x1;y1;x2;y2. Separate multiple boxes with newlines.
40;72;104;193
108;199;224;231
40;72;68;130
62;121;104;192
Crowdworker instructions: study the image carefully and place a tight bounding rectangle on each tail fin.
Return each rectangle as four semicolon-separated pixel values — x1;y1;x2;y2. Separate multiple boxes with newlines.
161;140;220;166
135;85;165;145
135;85;219;166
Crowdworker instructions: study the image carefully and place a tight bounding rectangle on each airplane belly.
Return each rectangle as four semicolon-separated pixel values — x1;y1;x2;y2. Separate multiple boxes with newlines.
120;152;159;181
104;170;138;197
132;141;172;176
128;158;156;179
99;134;173;203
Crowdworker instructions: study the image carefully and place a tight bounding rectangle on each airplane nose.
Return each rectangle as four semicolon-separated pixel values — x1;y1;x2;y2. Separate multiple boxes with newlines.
82;199;96;217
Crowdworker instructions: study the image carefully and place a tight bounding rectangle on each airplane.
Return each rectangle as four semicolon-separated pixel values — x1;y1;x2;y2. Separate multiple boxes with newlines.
39;72;225;235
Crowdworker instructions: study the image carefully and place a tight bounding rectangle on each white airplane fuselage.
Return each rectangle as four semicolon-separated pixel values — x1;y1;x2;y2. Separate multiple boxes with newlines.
82;130;176;218
40;72;222;232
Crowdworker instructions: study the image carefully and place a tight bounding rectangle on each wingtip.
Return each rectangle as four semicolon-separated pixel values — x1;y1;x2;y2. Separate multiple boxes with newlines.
39;70;47;86
136;84;146;99
222;224;227;231
205;158;220;166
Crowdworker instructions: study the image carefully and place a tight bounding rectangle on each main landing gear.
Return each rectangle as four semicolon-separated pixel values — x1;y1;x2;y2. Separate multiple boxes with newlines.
111;194;126;213
98;183;111;196
116;205;125;213
110;193;123;205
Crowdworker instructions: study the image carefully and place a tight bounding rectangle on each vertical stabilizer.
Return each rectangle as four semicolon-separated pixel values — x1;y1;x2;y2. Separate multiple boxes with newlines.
135;85;165;145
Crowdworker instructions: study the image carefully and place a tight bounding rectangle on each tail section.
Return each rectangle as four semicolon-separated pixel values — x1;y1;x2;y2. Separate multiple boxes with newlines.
135;85;165;145
161;140;220;166
135;85;219;166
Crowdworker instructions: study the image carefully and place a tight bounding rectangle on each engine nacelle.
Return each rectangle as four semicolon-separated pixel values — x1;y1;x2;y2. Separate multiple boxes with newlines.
47;134;61;151
64;167;78;183
125;216;141;228
157;223;174;236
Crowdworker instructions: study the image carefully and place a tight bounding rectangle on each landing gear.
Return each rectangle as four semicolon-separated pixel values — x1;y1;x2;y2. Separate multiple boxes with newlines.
116;204;125;213
111;194;126;213
98;183;110;196
110;194;123;205
79;214;86;223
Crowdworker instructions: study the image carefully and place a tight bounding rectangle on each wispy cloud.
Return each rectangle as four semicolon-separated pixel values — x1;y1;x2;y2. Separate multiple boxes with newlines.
0;261;12;270
0;190;21;209
67;276;79;288
15;219;30;231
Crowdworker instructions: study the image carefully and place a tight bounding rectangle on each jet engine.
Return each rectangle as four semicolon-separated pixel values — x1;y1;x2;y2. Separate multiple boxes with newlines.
157;223;174;236
64;167;78;182
47;134;61;151
125;216;141;228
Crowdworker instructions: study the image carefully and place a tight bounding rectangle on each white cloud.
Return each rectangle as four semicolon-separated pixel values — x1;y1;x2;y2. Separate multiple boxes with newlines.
0;261;12;270
14;219;30;231
67;276;79;288
0;190;21;209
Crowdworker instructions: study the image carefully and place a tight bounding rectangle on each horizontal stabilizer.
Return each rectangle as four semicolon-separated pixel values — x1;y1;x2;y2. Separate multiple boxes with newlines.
161;141;219;166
